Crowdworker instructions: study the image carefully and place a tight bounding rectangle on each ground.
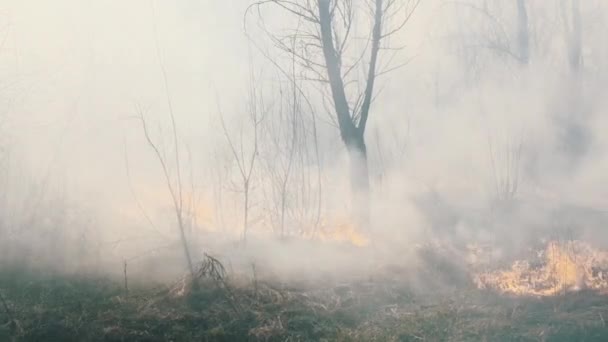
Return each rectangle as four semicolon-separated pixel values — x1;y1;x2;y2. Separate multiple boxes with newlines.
2;262;608;342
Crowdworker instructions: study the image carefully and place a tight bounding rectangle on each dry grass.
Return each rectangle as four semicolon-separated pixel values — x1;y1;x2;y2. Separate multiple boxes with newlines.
475;240;608;296
2;256;608;342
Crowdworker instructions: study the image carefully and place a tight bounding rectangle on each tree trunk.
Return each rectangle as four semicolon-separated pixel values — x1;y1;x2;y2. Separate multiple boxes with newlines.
176;210;196;287
317;0;377;229
344;128;370;228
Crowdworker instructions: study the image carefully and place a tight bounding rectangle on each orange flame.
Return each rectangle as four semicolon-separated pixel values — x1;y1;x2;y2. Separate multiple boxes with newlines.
314;220;370;247
475;240;608;296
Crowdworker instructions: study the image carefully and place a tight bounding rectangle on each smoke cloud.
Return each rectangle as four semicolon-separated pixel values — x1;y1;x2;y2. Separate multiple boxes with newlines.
1;0;607;288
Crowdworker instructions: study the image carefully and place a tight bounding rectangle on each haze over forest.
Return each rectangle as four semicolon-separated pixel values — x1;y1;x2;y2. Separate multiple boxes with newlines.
1;0;607;280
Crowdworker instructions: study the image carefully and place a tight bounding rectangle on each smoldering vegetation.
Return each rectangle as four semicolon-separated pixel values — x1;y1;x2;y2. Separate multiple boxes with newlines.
1;0;608;341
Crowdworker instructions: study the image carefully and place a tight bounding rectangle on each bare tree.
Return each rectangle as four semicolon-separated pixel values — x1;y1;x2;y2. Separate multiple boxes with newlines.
447;0;530;66
261;78;299;238
137;107;195;282
248;0;421;226
256;37;326;239
487;136;524;206
554;0;587;166
130;1;197;282
217;73;265;243
242;26;326;240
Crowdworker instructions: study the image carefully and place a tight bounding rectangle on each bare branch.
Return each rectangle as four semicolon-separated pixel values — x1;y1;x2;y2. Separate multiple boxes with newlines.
357;0;383;134
380;0;421;39
150;0;183;213
247;0;320;24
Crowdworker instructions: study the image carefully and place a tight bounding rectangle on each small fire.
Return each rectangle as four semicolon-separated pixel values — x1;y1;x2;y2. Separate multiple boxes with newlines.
314;220;370;247
475;240;608;296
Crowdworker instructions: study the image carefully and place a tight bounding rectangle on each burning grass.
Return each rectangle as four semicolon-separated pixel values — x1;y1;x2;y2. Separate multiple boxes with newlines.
2;243;608;342
475;240;608;297
310;219;371;247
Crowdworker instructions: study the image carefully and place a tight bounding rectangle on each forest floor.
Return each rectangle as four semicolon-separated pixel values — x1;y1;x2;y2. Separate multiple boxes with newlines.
2;261;608;342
